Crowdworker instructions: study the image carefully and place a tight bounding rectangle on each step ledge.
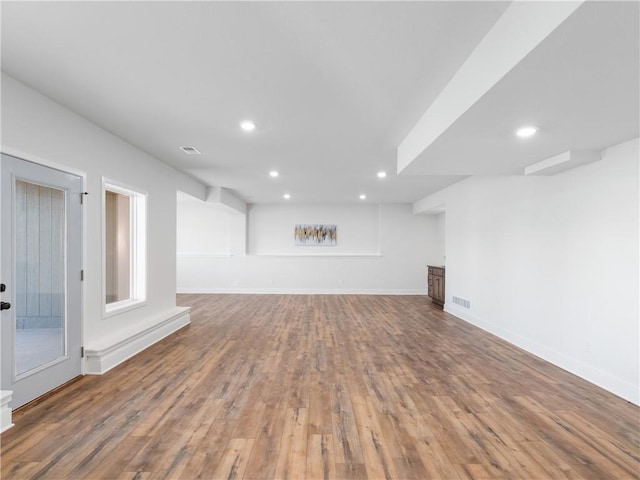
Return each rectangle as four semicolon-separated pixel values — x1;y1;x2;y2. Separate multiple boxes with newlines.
84;307;190;375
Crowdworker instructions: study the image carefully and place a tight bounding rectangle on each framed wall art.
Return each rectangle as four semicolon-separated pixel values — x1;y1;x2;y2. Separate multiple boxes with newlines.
294;224;337;246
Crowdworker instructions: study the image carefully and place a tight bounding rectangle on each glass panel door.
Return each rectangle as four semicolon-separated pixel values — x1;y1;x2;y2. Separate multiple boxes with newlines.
1;153;82;409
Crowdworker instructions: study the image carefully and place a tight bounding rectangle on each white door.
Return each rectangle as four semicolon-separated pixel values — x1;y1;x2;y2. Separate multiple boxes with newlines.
1;154;82;408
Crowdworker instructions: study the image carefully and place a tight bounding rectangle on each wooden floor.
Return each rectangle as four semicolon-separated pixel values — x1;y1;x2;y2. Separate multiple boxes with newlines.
1;294;639;479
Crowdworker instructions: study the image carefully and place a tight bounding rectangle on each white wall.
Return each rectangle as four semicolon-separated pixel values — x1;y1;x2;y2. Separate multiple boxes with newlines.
435;212;446;266
1;74;205;367
177;202;439;294
414;137;640;404
248;203;380;255
177;196;235;255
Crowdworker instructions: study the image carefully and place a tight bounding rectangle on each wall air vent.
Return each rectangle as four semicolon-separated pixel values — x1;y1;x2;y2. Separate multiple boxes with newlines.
179;146;201;155
452;296;471;309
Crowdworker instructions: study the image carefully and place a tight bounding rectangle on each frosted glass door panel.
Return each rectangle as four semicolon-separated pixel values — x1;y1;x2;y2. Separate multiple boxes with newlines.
15;180;66;376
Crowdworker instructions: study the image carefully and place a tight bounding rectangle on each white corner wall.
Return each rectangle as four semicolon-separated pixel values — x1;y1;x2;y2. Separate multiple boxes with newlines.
177;198;235;255
1;74;205;373
415;137;639;404
177;202;439;294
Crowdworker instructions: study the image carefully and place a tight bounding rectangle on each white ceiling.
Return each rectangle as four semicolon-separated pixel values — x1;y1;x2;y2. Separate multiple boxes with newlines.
2;1;638;205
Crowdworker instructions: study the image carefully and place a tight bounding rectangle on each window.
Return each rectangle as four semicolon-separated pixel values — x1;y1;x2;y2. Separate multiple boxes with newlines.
103;180;146;315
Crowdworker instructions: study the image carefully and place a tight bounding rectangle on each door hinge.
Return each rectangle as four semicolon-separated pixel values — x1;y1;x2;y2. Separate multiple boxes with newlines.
81;270;84;281
80;191;89;205
81;347;85;358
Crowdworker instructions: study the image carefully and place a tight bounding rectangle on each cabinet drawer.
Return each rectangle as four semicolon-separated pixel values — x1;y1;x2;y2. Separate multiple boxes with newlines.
430;267;444;277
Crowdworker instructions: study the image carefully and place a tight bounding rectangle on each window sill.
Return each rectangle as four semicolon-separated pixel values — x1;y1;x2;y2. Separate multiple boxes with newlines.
103;299;147;319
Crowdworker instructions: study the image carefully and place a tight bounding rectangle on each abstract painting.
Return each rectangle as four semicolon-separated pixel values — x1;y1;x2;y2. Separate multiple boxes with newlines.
295;224;337;246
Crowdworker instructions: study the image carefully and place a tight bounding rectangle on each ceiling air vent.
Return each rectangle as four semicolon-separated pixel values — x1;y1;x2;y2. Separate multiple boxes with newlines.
179;146;201;155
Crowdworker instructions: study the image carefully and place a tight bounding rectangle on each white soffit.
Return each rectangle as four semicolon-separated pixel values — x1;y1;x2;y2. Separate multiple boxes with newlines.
206;186;247;215
397;1;584;174
398;1;639;177
524;150;601;176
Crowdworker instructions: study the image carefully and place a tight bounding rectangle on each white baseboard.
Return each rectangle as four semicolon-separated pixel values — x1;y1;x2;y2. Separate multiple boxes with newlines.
177;287;426;295
84;307;190;375
0;390;14;433
444;304;640;406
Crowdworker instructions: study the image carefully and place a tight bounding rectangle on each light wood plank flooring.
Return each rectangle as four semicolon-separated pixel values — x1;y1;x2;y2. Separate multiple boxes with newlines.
1;294;639;479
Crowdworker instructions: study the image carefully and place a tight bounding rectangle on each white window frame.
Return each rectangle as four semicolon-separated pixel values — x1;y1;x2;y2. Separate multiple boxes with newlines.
102;178;147;318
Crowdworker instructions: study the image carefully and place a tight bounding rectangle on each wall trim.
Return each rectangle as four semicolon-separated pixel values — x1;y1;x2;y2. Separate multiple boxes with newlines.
444;304;640;406
177;253;232;258
0;390;14;433
84;307;190;375
1;146;88;179
177;288;425;295
245;254;383;258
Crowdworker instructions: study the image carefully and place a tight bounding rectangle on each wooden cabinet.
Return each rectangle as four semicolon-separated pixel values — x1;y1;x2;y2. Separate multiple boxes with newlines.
427;266;445;307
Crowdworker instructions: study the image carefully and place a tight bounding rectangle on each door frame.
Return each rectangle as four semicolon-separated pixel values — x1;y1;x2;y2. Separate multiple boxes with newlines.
0;148;86;410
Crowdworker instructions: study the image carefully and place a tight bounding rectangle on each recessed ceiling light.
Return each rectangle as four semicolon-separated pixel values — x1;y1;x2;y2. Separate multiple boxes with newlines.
516;126;538;138
283;193;291;199
269;171;279;178
240;120;256;132
377;171;387;178
359;194;367;200
179;146;201;154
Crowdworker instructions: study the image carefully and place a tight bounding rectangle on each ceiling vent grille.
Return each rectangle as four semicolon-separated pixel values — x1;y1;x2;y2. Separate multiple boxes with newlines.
179;146;201;155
